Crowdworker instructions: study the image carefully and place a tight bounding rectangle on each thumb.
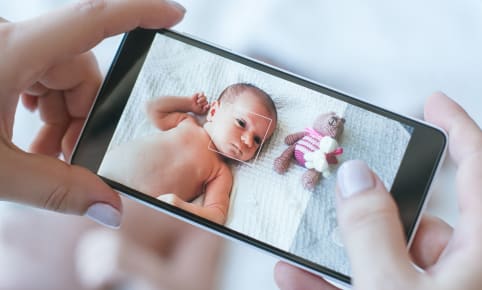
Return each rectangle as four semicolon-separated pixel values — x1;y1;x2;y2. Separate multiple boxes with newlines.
336;160;418;287
0;147;121;228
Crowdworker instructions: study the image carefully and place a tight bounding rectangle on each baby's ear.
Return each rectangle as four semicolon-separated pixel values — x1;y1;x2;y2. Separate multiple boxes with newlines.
206;101;220;121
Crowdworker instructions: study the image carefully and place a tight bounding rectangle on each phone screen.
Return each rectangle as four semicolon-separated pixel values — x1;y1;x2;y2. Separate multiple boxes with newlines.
72;29;446;283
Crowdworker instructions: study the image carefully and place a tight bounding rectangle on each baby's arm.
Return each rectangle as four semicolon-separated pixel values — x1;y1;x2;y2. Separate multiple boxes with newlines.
146;93;209;130
159;166;232;225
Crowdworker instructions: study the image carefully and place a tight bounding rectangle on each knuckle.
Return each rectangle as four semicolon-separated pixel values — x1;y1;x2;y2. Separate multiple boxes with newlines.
74;0;107;46
77;0;107;15
43;165;73;212
44;183;70;212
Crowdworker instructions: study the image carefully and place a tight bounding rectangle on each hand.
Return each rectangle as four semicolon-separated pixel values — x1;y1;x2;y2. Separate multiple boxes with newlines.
274;92;482;290
0;0;185;228
191;92;210;115
76;199;224;290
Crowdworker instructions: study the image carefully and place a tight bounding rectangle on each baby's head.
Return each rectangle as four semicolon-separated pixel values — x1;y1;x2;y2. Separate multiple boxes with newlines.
204;83;277;162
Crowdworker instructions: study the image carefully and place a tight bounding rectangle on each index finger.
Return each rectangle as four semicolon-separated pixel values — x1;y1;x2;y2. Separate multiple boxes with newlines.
7;0;185;78
424;92;482;165
424;92;482;219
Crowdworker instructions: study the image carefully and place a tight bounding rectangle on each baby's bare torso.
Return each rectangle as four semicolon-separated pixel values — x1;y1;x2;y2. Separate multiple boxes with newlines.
99;119;225;201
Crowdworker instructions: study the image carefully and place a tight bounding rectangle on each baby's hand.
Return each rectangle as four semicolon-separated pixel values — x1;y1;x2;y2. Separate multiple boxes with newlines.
191;92;210;115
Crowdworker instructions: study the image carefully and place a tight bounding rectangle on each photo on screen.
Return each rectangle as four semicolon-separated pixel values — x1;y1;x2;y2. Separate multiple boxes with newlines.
97;33;413;277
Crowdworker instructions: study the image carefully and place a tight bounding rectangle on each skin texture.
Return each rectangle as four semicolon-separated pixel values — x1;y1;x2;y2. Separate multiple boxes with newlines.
0;0;185;218
274;92;482;290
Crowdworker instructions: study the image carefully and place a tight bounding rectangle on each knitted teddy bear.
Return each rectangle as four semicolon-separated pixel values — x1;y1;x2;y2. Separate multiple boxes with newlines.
273;112;345;190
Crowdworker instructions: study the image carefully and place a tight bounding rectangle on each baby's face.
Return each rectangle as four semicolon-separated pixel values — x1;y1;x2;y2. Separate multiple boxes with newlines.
206;91;276;162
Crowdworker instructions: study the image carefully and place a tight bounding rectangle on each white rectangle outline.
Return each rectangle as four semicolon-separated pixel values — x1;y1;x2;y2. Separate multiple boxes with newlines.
207;108;273;166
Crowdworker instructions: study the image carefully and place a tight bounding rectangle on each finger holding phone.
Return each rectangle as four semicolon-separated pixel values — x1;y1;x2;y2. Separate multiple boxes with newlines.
275;92;482;290
0;0;186;228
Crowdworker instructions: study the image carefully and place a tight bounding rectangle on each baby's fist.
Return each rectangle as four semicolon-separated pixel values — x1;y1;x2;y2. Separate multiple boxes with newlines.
191;92;210;115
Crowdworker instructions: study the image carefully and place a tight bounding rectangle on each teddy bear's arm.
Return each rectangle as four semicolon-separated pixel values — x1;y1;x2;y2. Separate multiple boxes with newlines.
284;131;307;145
274;144;296;174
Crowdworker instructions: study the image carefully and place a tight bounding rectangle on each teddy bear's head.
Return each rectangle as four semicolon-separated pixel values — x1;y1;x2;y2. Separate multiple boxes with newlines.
313;112;345;139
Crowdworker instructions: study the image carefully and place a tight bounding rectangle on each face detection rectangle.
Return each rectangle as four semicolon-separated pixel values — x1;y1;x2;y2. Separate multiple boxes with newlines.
207;106;274;166
97;32;413;277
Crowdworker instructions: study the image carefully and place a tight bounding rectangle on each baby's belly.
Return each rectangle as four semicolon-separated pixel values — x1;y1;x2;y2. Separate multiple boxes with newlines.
99;145;206;202
133;166;205;202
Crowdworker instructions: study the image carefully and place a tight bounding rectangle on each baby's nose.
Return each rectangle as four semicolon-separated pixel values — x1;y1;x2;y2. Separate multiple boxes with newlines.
241;133;253;147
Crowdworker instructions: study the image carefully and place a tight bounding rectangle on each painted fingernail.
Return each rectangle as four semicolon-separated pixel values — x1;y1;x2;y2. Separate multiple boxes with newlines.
85;203;121;229
166;0;186;13
337;160;375;198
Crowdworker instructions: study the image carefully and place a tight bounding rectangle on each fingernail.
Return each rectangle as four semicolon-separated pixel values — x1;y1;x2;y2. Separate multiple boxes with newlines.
166;0;186;13
337;160;375;198
85;203;121;229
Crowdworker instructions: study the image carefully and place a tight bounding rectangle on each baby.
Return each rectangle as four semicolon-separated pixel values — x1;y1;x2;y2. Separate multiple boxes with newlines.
99;83;277;224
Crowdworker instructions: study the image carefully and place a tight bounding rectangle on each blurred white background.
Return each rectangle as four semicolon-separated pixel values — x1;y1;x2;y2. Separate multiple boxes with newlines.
1;0;481;289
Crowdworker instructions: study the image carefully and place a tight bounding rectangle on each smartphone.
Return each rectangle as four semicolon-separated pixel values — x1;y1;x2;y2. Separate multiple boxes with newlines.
71;28;446;286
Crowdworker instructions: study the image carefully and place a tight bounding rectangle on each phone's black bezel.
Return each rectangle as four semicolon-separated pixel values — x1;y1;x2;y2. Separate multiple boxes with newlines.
71;28;446;284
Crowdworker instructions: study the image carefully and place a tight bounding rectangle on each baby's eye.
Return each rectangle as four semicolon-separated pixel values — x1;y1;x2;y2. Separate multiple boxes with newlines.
236;119;246;128
254;136;262;145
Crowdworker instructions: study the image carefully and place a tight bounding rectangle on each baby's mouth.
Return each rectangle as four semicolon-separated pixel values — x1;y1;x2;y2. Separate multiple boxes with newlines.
228;143;242;157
